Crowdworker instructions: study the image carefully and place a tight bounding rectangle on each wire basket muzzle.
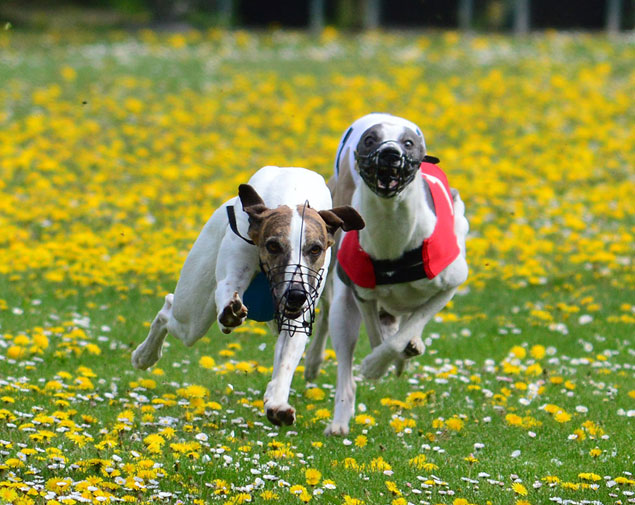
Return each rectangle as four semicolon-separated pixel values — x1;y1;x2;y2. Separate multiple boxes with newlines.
355;144;420;198
264;263;324;337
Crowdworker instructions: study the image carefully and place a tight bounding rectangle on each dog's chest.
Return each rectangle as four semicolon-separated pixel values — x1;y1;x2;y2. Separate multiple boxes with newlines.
356;278;441;313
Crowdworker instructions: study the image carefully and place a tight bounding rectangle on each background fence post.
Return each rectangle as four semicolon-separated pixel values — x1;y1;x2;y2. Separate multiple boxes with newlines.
218;0;233;27
459;0;474;33
606;0;622;34
363;0;381;30
310;0;326;34
513;0;530;35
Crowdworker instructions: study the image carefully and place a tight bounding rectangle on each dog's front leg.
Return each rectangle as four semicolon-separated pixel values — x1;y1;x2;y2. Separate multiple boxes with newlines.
324;279;362;436
356;298;384;349
214;237;258;334
263;330;309;426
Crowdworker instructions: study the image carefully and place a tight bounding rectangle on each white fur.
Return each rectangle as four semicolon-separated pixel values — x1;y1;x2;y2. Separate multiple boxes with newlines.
318;116;469;436
132;165;333;425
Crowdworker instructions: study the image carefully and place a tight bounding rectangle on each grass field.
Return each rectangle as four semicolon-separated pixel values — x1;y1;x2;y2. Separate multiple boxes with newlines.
0;28;634;505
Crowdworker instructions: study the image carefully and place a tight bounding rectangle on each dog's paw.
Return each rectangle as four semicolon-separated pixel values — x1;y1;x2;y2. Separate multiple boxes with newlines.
324;421;350;437
131;342;161;370
402;337;425;358
218;292;248;333
265;403;296;426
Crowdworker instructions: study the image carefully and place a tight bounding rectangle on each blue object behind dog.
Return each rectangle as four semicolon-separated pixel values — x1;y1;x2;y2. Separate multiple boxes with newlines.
243;271;274;322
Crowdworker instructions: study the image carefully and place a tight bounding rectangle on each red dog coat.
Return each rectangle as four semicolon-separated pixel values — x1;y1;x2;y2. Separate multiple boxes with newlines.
337;163;460;289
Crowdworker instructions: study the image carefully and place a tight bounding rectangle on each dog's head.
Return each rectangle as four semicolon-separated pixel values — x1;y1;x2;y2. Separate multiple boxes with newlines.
355;122;426;198
239;184;364;324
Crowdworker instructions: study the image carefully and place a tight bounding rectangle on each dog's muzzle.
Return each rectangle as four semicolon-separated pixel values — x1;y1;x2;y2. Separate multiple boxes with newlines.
264;264;324;337
355;142;420;198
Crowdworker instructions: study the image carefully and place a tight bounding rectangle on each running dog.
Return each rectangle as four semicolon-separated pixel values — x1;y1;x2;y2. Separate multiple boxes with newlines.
132;165;364;427
306;114;469;435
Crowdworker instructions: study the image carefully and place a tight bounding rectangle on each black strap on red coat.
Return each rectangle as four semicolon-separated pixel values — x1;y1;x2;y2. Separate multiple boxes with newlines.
371;246;429;285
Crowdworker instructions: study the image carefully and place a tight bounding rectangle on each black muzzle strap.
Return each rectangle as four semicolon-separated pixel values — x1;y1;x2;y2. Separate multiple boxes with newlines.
355;144;421;198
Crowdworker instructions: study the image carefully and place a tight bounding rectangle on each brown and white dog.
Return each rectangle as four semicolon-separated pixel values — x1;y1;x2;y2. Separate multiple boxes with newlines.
132;165;363;427
305;114;469;435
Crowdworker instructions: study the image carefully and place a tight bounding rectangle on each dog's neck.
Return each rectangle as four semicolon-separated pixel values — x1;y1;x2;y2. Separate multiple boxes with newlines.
354;176;436;260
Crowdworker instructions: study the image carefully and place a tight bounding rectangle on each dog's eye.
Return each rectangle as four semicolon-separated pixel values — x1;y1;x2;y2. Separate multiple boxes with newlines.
308;245;323;257
404;140;414;148
266;241;282;254
364;136;375;147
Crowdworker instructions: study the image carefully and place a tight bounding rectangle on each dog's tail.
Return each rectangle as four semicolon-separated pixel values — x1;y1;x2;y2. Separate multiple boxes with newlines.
451;188;469;255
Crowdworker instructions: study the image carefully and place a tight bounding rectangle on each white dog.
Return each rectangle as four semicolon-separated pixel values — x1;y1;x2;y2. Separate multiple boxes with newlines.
132;165;364;426
305;114;469;435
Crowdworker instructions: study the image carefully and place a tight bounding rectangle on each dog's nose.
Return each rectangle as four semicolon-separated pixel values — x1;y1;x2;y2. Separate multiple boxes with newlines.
285;287;307;309
378;147;403;167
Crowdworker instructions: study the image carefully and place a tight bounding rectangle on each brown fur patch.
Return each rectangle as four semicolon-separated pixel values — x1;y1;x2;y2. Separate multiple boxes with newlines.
249;206;294;279
297;206;330;271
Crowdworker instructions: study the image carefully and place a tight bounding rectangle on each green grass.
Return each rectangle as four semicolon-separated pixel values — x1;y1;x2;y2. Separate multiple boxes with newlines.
2;271;633;504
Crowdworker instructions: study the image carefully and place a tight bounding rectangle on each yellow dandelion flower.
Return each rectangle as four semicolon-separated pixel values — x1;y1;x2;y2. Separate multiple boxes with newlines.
554;411;571;423
506;413;523;426
199;355;216;369
305;468;321;486
7;345;26;360
290;484;307;496
512;482;528;496
510;345;527;359
139;378;156;389
385;480;401;496
408;454;426;469
446;417;464;431
354;414;376;426
305;387;325;401
529;345;546;359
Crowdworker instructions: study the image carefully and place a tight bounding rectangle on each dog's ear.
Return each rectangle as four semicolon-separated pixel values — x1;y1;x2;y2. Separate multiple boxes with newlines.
318;206;365;237
238;184;269;243
239;184;267;218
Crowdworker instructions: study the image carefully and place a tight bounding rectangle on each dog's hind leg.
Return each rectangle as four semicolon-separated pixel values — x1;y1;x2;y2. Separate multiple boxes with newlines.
131;294;173;370
324;279;362;436
361;289;456;379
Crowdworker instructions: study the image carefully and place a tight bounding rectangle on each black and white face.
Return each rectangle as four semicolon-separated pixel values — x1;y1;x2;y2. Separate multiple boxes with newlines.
238;185;365;322
355;123;426;197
